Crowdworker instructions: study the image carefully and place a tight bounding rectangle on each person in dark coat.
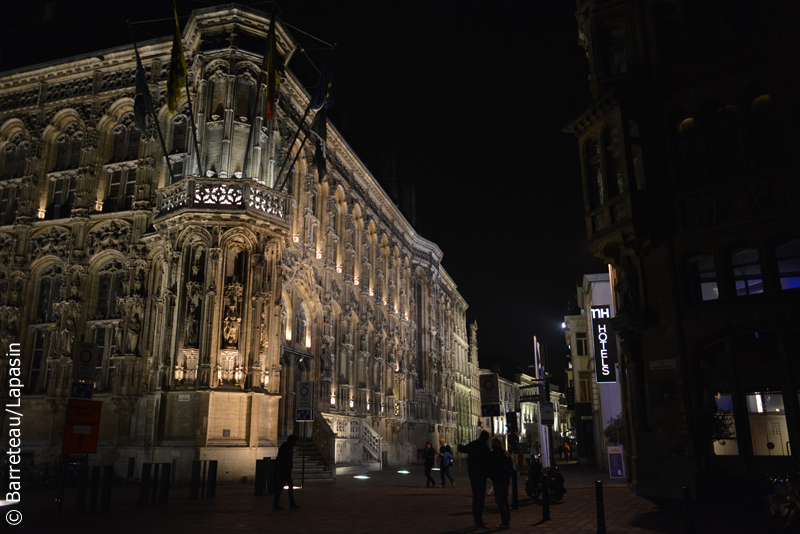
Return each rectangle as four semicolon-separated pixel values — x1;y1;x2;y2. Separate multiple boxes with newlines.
438;438;455;487
422;440;437;488
489;436;513;529
458;430;491;528
273;434;300;510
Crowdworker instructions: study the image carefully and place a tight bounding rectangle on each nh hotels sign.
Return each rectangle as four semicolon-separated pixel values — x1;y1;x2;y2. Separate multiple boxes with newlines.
591;305;618;383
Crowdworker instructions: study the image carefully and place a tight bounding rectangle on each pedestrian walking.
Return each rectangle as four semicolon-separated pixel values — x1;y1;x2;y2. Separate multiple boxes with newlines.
273;434;301;510
564;442;572;463
489;436;514;530
458;430;491;529
422;441;437;488
557;443;565;460
438;438;455;487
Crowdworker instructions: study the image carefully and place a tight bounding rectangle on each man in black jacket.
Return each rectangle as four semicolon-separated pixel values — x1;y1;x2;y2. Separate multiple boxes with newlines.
458;430;491;528
273;434;300;510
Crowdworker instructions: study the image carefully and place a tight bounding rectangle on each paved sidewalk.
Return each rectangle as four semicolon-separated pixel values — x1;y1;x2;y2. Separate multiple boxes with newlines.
11;462;768;533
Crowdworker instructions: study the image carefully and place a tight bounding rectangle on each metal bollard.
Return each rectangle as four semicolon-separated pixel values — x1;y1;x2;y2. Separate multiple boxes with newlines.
100;466;113;512
596;480;606;534
542;474;550;521
266;458;275;494
158;463;171;504
511;463;519;510
150;463;160;505
255;459;267;496
89;467;100;512
190;460;201;500
207;460;218;498
139;463;152;506
683;486;695;534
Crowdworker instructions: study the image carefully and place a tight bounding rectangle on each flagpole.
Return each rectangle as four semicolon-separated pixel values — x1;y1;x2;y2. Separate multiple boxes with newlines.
275;111;319;192
129;24;176;186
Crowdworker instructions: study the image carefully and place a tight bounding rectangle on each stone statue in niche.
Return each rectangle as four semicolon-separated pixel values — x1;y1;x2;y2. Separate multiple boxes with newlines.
127;313;141;353
61;316;76;356
115;322;125;354
321;349;334;381
185;314;199;346
615;255;640;314
223;306;241;347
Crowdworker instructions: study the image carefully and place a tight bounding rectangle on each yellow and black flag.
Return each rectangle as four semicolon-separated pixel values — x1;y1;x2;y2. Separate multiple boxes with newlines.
167;7;188;114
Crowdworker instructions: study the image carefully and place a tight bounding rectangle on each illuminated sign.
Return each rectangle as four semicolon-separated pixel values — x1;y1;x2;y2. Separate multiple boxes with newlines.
591;305;617;383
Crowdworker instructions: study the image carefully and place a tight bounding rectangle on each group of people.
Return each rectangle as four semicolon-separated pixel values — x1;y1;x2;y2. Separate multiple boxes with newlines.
423;430;514;529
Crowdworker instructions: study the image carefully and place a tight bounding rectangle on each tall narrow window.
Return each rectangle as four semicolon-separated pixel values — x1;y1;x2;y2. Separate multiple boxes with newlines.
776;239;800;290
575;332;587;356
731;247;763;296
687;254;719;301
2;132;29;179
709;391;738;456
747;391;788;456
48;175;76;220
105;169;136;212
54;122;83;171
94;260;126;319
0;186;16;226
110;114;140;163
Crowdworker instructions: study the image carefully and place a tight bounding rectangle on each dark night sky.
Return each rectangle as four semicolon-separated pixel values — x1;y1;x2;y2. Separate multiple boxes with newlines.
2;1;604;386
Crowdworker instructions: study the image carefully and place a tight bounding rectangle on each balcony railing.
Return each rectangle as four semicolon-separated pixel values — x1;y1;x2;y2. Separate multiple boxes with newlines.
155;176;291;226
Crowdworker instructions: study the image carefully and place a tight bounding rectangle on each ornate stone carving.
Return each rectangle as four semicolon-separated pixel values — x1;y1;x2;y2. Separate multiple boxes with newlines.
31;227;72;260
87;220;131;257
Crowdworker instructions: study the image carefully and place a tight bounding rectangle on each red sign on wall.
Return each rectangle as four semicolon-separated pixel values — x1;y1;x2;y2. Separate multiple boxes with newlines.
62;399;102;454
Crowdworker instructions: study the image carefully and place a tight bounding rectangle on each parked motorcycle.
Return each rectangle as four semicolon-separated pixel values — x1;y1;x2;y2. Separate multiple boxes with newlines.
525;454;566;501
766;469;800;532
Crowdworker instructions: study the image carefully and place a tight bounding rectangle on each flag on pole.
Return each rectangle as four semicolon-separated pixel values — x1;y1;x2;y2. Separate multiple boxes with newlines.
311;108;327;179
265;9;280;121
167;7;188;114
133;45;155;140
309;54;334;111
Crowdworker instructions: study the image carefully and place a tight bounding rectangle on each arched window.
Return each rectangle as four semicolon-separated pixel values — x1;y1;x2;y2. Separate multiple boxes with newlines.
54;122;83;171
2;132;29;179
730;247;763;296
748;89;782;169
35;264;64;323
775;239;800;290
700;98;744;183
585;136;603;208
110;113;140;163
686;254;719;302
169;111;190;183
603;121;624;198
675;113;699;185
94;259;126;319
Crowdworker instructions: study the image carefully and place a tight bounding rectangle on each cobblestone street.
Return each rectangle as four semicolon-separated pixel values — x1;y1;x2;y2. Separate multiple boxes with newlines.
11;462;769;534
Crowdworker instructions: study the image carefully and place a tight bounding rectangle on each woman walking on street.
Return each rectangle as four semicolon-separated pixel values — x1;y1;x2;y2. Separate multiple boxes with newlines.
489;436;513;529
423;441;437;487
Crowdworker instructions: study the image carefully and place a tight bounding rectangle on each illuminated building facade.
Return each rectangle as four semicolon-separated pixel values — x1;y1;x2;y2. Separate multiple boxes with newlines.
565;0;800;498
0;5;480;479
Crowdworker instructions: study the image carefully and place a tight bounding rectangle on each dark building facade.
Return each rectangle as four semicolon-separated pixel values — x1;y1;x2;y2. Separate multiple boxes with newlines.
565;0;800;498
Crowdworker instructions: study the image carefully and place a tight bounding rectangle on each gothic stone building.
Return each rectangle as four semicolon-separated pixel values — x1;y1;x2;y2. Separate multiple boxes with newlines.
0;4;481;479
566;0;800;499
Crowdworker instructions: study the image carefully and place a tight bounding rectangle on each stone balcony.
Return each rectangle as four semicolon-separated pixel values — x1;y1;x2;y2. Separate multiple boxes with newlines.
154;176;291;227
